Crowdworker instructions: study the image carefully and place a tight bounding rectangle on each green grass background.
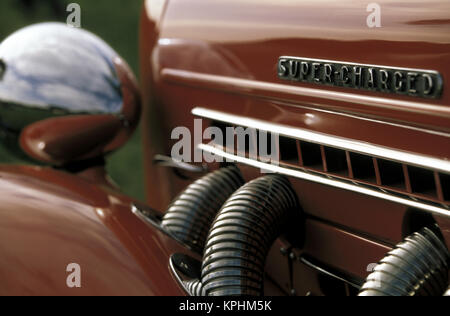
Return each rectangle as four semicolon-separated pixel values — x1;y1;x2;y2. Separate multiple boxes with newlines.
0;0;145;201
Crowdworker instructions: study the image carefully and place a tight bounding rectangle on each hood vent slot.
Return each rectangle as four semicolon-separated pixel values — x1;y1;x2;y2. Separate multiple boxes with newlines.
279;136;299;165
408;166;437;198
378;159;405;189
209;119;449;208
299;141;322;170
349;153;377;183
439;174;450;201
323;146;348;176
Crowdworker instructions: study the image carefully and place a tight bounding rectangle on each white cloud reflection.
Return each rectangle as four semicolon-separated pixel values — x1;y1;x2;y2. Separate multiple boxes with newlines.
0;23;122;114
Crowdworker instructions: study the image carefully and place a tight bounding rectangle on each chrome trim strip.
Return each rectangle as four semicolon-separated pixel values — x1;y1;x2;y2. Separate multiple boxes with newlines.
169;254;202;296
299;256;361;289
198;143;450;217
193;107;450;174
131;204;163;229
168;256;189;294
131;204;196;252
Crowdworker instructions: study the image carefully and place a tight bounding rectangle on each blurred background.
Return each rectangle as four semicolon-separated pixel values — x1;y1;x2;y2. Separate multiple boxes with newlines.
0;0;145;201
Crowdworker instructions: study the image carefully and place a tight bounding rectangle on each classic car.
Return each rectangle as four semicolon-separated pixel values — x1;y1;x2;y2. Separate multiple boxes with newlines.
0;0;449;296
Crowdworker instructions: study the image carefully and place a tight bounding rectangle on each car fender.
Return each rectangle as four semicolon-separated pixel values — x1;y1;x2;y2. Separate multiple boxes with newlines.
0;165;185;296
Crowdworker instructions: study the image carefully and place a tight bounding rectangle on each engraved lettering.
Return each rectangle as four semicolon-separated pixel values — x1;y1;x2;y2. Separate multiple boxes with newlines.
276;57;442;99
379;69;389;91
423;74;434;95
393;71;405;92
407;72;418;95
341;66;350;85
289;60;300;79
367;68;376;89
312;63;321;82
353;67;362;87
300;62;310;80
277;58;289;78
324;64;333;83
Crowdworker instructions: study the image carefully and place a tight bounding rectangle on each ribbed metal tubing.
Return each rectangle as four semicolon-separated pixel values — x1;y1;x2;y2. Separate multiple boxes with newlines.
162;166;244;253
359;227;449;296
200;175;299;296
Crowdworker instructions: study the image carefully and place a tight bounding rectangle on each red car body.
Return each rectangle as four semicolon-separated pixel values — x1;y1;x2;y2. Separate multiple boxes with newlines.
0;0;449;295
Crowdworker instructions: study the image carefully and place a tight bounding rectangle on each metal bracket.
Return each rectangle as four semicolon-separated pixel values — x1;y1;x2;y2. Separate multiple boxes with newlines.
169;253;203;296
153;154;208;179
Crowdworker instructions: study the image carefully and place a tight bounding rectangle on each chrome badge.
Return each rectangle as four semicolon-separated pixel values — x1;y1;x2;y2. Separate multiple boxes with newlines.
278;56;443;99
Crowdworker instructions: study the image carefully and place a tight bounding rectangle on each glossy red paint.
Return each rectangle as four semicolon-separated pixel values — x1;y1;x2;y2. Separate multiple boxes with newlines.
140;0;450;197
20;115;122;164
156;0;450;130
0;165;186;295
140;1;175;211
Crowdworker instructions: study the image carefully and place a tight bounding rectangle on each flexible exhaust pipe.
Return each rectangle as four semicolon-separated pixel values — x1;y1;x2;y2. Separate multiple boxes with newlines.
161;165;244;253
359;227;449;296
188;174;300;296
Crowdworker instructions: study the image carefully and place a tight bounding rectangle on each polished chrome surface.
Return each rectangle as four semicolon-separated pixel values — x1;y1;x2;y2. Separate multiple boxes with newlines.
0;23;139;164
278;56;443;99
192;107;450;173
153;154;207;175
0;23;121;117
169;254;203;296
198;143;450;217
131;203;196;252
131;203;164;230
0;23;121;114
